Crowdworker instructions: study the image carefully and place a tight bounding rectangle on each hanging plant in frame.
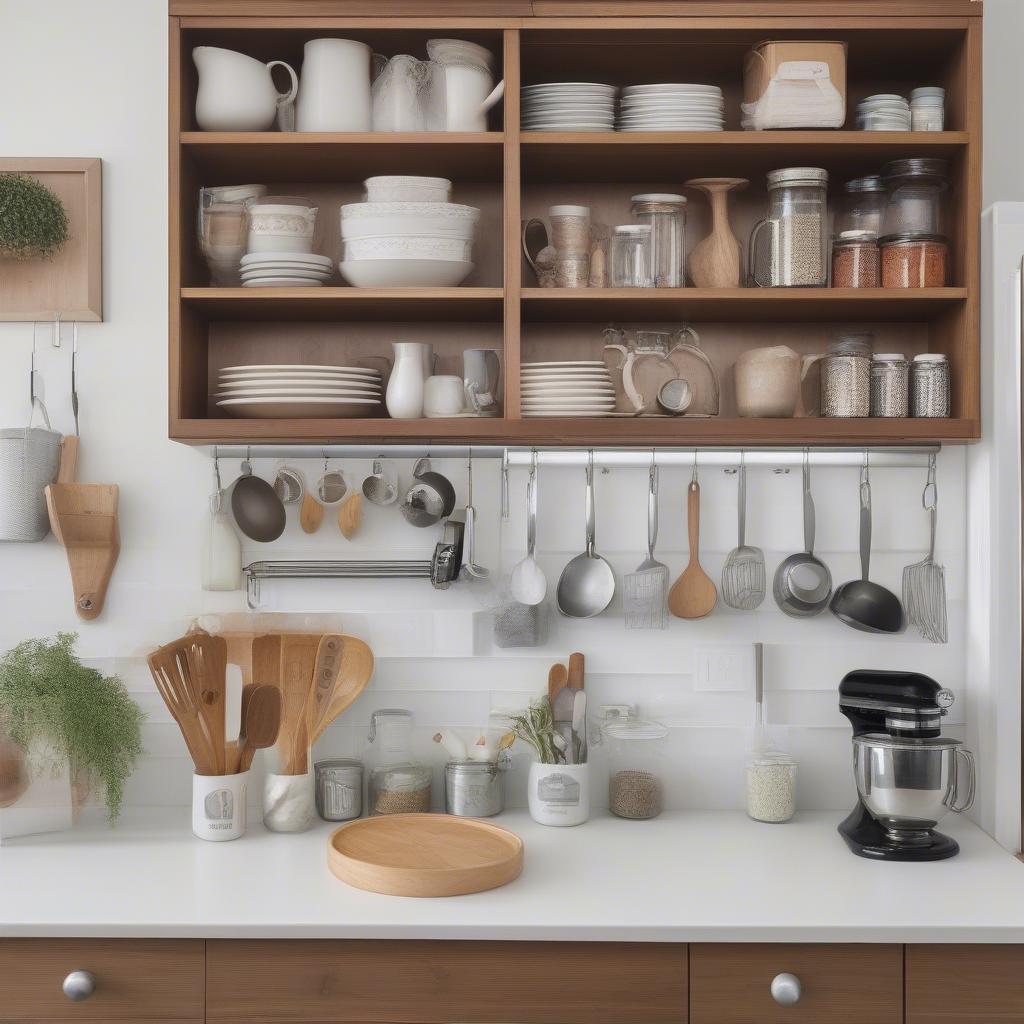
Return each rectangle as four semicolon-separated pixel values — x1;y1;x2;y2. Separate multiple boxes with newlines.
0;172;70;260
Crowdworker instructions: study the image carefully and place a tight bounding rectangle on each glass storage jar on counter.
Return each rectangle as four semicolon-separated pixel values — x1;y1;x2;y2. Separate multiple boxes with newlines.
746;750;798;823
880;158;948;239
365;709;432;815
610;224;653;287
602;716;669;819
749;167;829;288
630;193;687;288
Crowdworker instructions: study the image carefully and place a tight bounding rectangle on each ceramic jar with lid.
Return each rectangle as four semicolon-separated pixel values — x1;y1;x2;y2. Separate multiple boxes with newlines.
630;193;687;288
602;716;669;820
910;87;945;131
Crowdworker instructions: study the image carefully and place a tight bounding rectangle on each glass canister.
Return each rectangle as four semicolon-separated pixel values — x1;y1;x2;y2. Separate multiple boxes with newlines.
746;751;797;823
880;158;948;239
910;353;951;417
880;233;949;288
749;167;829;288
603;717;669;820
365;709;432;815
870;353;910;417
315;759;363;821
831;235;880;288
445;760;506;817
835;175;886;241
630;193;687;288
610;224;653;287
821;331;871;418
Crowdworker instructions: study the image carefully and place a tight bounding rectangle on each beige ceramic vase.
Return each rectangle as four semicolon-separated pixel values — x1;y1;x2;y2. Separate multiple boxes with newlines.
685;178;749;288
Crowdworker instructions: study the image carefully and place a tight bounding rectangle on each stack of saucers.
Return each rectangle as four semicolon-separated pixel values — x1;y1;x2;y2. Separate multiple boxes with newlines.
521;361;616;418
521;82;618;132
240;252;334;288
856;94;912;131
617;84;725;131
215;364;384;419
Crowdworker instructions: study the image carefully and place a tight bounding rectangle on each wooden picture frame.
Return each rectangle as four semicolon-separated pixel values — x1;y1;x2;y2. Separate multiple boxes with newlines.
0;157;102;322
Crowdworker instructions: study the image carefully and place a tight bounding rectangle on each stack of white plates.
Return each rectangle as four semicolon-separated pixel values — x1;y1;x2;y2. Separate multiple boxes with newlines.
214;364;384;419
240;252;333;288
617;84;725;131
856;94;912;131
521;82;618;132
521;361;616;417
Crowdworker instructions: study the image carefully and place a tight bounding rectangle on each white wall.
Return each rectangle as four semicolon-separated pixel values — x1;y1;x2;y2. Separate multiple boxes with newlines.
0;0;980;818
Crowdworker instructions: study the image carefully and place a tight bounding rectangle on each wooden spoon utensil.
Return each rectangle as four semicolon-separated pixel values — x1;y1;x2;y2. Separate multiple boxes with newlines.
300;492;324;534
277;634;319;775
308;635;374;747
669;472;718;620
238;684;282;772
307;634;344;741
338;493;363;540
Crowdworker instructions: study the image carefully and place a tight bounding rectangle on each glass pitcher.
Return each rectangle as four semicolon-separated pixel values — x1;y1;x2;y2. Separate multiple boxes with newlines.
749;167;829;288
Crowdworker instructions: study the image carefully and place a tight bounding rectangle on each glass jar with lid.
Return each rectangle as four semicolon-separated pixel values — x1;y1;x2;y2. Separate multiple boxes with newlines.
602;714;669;819
835;175;887;241
365;709;432;815
746;751;798;823
821;330;872;418
880;158;949;239
630;193;687;288
749;167;829;288
609;224;653;288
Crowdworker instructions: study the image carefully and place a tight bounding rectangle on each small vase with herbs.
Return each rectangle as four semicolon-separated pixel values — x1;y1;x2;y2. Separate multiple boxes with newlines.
0;173;69;260
0;633;144;841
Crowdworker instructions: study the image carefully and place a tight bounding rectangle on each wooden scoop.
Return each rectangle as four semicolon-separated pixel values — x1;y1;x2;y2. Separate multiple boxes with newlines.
45;435;119;620
338;493;363;540
308;635;374;746
669;479;718;620
276;634;319;775
300;492;323;534
238;684;282;772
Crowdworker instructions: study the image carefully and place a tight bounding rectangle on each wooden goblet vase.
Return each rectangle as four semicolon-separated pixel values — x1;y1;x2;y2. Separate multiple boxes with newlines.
685;178;749;288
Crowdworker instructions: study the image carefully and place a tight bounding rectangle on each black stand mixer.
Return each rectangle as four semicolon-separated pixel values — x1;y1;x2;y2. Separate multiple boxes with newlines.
838;669;975;861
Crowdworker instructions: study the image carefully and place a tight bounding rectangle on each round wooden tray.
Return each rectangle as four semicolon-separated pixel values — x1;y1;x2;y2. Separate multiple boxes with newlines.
328;813;524;897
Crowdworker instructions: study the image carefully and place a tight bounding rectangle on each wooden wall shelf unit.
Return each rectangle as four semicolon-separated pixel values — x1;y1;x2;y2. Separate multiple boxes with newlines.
168;2;981;448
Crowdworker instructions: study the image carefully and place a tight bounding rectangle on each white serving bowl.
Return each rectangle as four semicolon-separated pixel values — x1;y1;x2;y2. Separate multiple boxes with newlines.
247;201;318;254
339;258;475;287
340;216;477;241
343;235;474;262
340;201;480;223
364;176;453;203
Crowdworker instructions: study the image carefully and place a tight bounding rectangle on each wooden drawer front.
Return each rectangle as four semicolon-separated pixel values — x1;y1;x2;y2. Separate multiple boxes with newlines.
207;940;687;1024
689;944;902;1024
0;939;205;1019
907;945;1024;1023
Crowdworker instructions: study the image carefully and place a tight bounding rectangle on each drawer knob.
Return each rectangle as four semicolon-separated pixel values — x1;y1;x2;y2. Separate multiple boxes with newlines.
770;972;802;1006
62;970;96;1001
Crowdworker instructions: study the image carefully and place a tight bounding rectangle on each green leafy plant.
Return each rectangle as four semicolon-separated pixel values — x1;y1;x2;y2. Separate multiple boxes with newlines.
0;634;144;821
507;698;565;764
0;173;69;259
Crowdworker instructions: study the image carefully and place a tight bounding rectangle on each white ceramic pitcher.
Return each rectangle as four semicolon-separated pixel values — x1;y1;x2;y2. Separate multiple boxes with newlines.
193;46;298;131
386;342;430;419
734;345;823;418
296;38;373;132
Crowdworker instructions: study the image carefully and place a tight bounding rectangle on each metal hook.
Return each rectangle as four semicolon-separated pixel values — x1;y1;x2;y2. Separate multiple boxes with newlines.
923;452;938;511
530;448;538;483
691;449;699;483
500;448;510;519
213;447;222;491
467;446;474;505
649;447;657;487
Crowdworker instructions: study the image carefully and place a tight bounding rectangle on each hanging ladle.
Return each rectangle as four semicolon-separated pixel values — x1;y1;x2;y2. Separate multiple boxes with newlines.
231;451;286;543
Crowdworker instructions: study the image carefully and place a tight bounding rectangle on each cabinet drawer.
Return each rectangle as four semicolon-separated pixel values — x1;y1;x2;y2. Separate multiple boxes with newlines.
0;939;205;1020
690;944;902;1024
907;944;1024;1023
207;940;687;1024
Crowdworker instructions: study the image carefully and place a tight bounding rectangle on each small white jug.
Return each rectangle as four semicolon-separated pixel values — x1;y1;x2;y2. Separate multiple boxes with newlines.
296;38;373;132
193;46;298;131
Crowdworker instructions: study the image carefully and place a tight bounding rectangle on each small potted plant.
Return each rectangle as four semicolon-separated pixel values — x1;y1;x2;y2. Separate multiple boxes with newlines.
0;173;69;260
0;633;144;841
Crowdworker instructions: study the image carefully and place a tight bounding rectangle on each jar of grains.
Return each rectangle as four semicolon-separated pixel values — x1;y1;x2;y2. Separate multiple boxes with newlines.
910;353;951;417
365;709;432;816
870;353;910;417
831;234;880;288
602;716;669;820
746;751;797;823
821;332;871;417
880;233;949;288
749;167;829;288
548;205;591;254
630;193;687;288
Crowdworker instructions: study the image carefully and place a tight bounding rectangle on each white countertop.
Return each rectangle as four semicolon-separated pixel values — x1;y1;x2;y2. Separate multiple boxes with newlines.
2;810;1023;942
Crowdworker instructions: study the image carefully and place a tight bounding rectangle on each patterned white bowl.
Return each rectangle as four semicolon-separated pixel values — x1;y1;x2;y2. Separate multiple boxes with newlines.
342;235;474;262
364;176;452;203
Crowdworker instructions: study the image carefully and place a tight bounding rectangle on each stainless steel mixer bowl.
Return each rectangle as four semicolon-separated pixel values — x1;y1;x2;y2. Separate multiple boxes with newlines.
853;734;975;838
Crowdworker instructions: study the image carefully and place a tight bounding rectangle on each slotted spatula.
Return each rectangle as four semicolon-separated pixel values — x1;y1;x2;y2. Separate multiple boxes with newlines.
722;454;766;610
624;462;669;629
902;455;947;644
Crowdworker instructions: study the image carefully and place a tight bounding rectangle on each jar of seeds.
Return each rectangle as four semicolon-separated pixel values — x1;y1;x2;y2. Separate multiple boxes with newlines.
365;709;432;816
821;332;871;417
602;715;669;820
746;751;797;823
870;353;910;417
910;353;951;417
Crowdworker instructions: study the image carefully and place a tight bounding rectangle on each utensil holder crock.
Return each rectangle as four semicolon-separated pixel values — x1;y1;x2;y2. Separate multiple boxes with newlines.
262;771;315;833
528;762;590;827
192;771;248;842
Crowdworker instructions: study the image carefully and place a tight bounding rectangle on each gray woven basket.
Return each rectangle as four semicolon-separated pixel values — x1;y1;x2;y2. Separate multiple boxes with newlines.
0;400;62;542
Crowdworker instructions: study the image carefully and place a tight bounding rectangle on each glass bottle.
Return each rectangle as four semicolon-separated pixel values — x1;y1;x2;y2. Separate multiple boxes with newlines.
749;167;829;287
630;194;687;288
365;709;432;815
609;224;653;288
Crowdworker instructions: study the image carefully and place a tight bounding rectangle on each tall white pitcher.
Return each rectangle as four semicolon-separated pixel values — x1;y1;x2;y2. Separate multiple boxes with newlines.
296;38;373;131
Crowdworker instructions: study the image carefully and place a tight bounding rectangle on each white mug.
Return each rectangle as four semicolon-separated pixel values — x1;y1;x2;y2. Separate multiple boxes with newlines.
423;375;467;418
192;772;248;841
193;47;298;132
296;38;373;132
463;348;500;410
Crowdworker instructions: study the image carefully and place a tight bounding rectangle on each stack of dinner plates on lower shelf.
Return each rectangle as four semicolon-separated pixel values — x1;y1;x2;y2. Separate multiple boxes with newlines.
521;361;616;418
521;82;618;132
240;252;334;287
215;364;384;419
617;84;725;131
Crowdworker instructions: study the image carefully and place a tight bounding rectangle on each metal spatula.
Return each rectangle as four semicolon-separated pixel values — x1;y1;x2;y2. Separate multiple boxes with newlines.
624;461;668;629
722;454;766;610
903;454;947;644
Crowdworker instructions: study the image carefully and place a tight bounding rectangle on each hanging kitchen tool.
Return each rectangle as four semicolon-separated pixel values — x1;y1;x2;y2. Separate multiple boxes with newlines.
231;452;286;543
461;452;489;580
903;453;947;643
338;493;363;539
400;457;456;528
721;453;766;610
773;451;832;617
300;492;324;534
556;451;615;618
509;451;545;604
668;455;718;619
624;455;669;628
830;455;904;634
202;453;242;592
273;464;304;505
362;459;398;506
316;457;348;507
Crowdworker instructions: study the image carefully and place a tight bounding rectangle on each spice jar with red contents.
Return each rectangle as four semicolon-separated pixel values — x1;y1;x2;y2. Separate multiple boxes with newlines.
880;233;949;288
832;234;880;288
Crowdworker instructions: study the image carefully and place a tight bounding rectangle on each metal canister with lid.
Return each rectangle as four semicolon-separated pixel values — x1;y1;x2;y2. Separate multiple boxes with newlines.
445;760;506;817
314;759;363;821
910;353;951;417
870;353;909;417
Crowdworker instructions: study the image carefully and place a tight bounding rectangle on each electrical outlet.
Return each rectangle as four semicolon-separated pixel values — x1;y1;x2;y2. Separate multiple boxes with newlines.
694;645;754;692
